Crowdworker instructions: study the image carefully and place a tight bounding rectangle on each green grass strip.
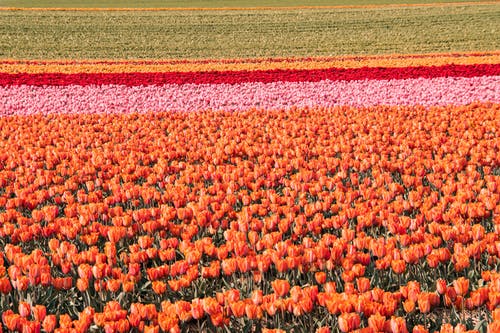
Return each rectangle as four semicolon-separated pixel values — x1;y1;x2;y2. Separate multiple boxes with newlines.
0;4;498;59
0;0;493;8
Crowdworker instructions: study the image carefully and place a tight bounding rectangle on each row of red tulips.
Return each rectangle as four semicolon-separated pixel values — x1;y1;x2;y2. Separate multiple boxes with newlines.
0;64;498;86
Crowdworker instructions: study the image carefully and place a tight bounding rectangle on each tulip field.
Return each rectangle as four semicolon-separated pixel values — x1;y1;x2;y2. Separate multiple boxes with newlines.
0;1;499;333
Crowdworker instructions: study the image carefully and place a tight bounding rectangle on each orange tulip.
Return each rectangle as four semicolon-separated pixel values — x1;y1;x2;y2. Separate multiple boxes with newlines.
444;287;457;307
406;281;421;302
2;311;21;331
356;277;370;293
174;300;192;322
389;316;408;333
230;300;246;318
143;325;160;333
342;270;356;283
391;259;406;275
244;303;262;320
368;312;386;331
417;294;431;314
0;98;499;332
191;298;204;320
76;278;89;292
42;315;57;333
403;300;415;313
153;280;168;295
338;313;360;332
271;279;290;297
115;318;131;333
106;279;121;293
18;302;30;318
453;324;467;333
323;281;337;294
251;289;263;305
488;322;500;333
412;325;429;333
32;305;46;322
40;273;51;287
426;253;440;268
316;327;331;333
315;271;327;285
436;279;447;295
344;282;356;295
0;277;12;294
122;279;135;292
453;277;469;296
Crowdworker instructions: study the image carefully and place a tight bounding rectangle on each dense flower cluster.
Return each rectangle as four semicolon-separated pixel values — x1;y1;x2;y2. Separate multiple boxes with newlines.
0;103;498;332
1;53;499;116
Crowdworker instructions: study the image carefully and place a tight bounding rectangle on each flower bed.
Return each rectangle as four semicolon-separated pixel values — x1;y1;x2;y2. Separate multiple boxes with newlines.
0;52;499;333
1;53;499;116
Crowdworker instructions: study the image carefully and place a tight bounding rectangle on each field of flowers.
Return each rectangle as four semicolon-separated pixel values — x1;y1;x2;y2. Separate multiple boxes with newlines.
0;2;499;333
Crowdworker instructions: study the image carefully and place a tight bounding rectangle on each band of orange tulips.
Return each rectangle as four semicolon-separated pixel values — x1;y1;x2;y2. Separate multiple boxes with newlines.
0;103;499;332
1;51;499;74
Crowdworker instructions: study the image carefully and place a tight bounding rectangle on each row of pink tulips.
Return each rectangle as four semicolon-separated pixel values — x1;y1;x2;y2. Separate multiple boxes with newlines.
0;76;498;115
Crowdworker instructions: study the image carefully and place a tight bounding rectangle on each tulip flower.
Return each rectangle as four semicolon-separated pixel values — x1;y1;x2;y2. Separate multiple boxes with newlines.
18;302;30;318
417;294;431;314
412;325;429;333
315;271;327;285
368;313;386;331
316;327;331;333
271;279;290;298
391;260;406;275
42;315;57;333
453;277;469;296
338;313;361;332
436;279;447;295
389;316;408;333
